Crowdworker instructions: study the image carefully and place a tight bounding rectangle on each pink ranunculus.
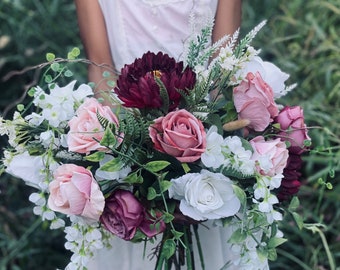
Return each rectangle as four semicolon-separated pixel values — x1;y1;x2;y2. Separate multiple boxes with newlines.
48;164;105;221
67;97;120;154
275;106;310;154
100;190;145;240
250;136;289;177
149;109;206;163
233;72;279;132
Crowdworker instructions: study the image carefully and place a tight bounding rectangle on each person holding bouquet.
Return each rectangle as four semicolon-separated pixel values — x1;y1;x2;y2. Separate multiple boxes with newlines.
74;0;242;269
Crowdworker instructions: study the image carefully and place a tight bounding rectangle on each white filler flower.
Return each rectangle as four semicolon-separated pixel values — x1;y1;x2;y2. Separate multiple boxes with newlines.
168;170;241;221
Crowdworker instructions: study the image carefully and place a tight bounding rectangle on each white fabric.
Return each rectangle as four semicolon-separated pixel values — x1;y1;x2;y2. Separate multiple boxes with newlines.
88;1;238;269
98;0;218;70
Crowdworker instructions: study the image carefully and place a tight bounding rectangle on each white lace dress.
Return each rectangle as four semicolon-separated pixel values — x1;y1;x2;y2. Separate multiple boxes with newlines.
88;0;237;269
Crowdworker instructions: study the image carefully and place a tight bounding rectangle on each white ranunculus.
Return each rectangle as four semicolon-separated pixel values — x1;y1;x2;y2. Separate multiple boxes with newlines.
168;170;241;220
238;56;290;99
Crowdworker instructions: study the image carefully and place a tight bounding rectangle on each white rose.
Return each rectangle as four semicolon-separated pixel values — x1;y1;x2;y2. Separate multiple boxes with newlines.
168;170;241;220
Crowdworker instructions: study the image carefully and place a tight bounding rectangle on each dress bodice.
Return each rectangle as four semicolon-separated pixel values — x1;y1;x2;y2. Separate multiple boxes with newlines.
98;0;218;70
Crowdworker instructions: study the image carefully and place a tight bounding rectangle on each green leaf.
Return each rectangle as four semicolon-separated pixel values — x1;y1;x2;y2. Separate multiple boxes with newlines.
50;62;60;72
64;70;73;77
46;52;55;62
162;212;174;223
100;158;123;172
161;239;176;259
171;229;184;239
159;180;172;193
100;128;117;148
124;172;143;184
71;47;80;57
102;71;111;78
16;104;24;112
107;80;116;88
85;151;106;162
267;248;278;261
147;187;158;200
257;246;268;261
27;87;36;97
144;161;170;173
232;184;247;205
292;212;304;230
288;196;300;212
45;75;53;83
228;228;247;244
268;237;287;248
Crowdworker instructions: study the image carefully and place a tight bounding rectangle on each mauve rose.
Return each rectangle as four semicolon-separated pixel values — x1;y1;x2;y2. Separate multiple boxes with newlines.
67;97;120;154
233;72;279;132
275;106;310;154
250;136;289;177
100;190;166;240
48;164;105;221
100;190;144;240
149;109;206;163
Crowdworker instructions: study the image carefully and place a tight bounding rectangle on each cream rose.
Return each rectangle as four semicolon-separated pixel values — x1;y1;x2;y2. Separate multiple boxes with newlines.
168;170;240;221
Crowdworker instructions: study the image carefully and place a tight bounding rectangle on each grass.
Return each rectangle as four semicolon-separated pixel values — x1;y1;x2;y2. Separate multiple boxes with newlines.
0;0;339;269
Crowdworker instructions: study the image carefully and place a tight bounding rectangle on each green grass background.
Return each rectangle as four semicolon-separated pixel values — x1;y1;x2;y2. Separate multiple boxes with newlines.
0;0;339;269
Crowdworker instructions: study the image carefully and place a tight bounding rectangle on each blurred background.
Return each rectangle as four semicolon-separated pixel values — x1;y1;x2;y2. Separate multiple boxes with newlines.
0;0;339;269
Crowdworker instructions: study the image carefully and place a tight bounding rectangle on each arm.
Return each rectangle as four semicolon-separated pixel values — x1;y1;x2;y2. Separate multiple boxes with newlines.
212;0;242;43
74;0;116;100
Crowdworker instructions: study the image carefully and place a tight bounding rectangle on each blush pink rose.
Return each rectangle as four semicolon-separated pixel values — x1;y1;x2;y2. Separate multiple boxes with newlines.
48;164;105;221
149;109;206;163
67;97;120;154
275;106;310;154
100;190;165;240
250;136;289;177
233;72;279;132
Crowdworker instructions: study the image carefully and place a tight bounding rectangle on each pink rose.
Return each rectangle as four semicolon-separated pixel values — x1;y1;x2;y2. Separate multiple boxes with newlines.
275;106;310;154
233;72;279;131
250;136;289;177
48;164;105;221
100;190;165;240
149;109;206;163
67;97;120;154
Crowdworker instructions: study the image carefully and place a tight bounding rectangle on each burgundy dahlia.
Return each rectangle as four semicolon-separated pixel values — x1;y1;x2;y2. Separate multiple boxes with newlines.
115;51;196;112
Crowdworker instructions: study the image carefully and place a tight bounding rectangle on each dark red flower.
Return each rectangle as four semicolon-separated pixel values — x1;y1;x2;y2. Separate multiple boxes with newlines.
115;51;196;112
277;154;303;201
100;190;165;240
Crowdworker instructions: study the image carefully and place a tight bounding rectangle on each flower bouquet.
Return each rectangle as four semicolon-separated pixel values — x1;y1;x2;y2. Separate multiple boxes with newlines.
0;21;311;270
